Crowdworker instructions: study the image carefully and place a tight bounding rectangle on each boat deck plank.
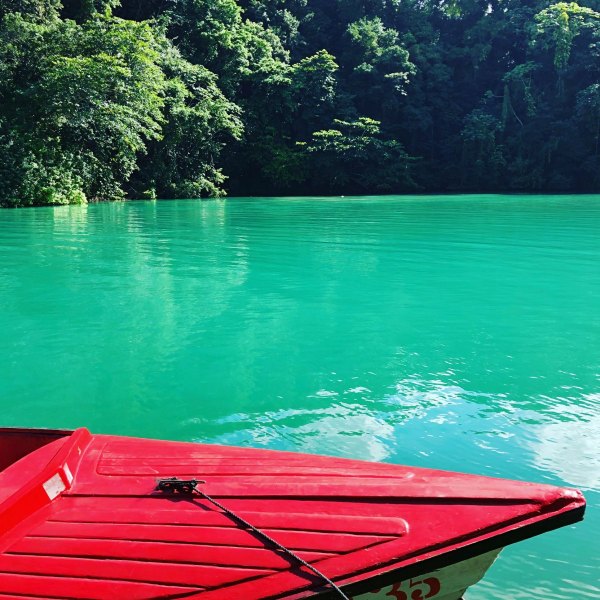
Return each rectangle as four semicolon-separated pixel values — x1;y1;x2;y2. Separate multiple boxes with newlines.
30;521;389;552
0;554;268;587
9;536;333;569
0;572;196;600
48;503;409;535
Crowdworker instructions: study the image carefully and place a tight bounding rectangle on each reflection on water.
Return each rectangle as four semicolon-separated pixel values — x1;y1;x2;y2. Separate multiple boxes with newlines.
202;404;396;461
1;195;599;599
194;377;501;462
530;411;600;490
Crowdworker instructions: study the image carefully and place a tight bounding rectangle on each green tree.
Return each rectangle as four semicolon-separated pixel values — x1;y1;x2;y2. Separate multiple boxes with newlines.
460;109;505;189
533;2;600;94
575;83;600;184
0;0;60;20
298;117;416;193
344;16;415;118
166;0;288;98
237;0;309;54
222;49;338;194
501;62;539;128
134;46;243;198
0;13;167;205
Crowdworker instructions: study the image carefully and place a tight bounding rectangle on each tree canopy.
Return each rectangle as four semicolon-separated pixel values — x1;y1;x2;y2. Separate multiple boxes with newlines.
1;0;599;206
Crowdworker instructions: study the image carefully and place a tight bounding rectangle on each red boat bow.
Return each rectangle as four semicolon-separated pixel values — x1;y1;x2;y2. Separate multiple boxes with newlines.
0;428;585;599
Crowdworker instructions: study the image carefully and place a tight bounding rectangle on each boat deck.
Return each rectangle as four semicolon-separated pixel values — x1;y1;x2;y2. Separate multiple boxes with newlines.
0;428;585;599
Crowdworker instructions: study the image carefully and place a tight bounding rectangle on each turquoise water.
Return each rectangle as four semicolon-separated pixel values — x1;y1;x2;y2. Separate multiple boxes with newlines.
0;195;598;598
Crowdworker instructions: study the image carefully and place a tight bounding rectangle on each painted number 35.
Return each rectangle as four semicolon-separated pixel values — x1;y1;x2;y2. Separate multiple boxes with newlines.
364;577;441;600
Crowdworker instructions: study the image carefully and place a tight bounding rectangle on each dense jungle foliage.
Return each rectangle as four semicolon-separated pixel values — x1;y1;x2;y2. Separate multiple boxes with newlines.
1;0;599;205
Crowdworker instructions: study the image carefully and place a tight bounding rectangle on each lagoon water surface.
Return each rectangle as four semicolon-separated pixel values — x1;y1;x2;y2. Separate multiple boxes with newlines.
1;195;599;598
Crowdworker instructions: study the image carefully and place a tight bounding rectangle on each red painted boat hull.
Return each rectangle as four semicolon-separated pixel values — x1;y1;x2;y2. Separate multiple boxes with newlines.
0;428;585;599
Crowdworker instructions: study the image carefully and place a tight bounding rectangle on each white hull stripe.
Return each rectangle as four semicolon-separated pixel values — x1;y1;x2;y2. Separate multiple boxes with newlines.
353;549;501;600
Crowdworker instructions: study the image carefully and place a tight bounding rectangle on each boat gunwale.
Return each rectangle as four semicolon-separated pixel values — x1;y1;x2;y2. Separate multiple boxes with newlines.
284;503;586;599
0;427;92;547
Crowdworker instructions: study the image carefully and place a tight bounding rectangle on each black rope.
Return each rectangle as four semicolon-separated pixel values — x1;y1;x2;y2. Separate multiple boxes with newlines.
156;478;351;600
